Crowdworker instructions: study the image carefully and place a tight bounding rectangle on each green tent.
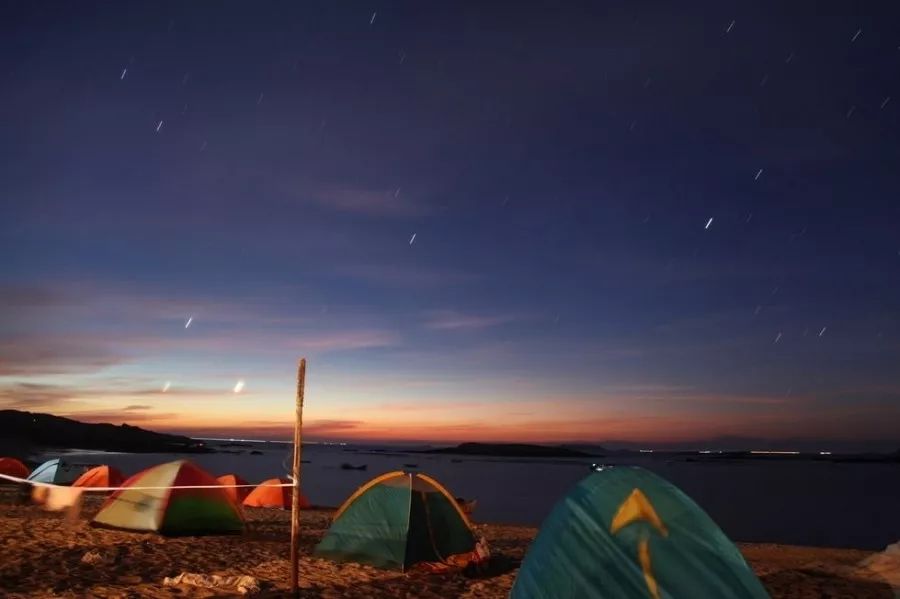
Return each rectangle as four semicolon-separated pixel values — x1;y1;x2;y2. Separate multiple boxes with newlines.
315;471;476;570
92;460;243;535
511;466;769;599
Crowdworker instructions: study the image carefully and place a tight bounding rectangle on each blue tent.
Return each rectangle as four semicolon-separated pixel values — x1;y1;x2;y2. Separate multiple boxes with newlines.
27;459;87;485
511;466;769;599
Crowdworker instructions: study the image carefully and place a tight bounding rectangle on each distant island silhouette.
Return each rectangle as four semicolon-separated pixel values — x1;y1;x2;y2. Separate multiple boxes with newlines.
420;442;600;458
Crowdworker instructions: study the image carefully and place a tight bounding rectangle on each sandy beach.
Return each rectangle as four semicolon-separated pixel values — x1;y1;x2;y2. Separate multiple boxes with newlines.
0;488;894;598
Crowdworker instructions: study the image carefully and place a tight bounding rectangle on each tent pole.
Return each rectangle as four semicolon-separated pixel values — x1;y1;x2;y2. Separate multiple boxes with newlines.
290;358;307;597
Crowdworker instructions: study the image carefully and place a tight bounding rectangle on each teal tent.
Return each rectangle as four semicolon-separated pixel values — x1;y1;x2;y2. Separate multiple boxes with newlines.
511;467;769;599
315;471;476;571
27;458;87;485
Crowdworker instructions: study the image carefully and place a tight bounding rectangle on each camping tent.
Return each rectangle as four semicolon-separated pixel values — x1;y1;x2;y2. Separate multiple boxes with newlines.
0;457;30;481
217;473;251;504
510;466;769;599
27;458;87;485
72;465;125;489
93;460;243;535
242;477;310;509
315;471;477;571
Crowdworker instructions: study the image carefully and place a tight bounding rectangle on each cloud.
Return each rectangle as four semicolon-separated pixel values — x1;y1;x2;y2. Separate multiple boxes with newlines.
598;384;797;407
63;410;181;425
55;283;311;327
100;327;398;356
158;418;366;440
340;264;479;288
0;383;181;421
0;285;71;308
0;383;82;411
284;329;398;352
423;310;521;331
374;400;497;413
305;419;366;434
0;282;400;371
0;335;124;376
0;381;225;414
0;280;318;332
0;326;397;379
307;185;426;218
191;166;431;220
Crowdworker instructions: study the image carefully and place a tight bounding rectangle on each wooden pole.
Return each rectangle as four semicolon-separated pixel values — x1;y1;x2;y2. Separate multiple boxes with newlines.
289;358;306;597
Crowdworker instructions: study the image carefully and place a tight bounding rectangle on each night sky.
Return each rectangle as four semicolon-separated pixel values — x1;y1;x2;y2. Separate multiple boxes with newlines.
2;2;899;448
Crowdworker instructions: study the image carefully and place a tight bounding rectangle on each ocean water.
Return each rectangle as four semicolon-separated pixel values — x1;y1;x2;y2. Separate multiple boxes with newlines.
33;444;900;550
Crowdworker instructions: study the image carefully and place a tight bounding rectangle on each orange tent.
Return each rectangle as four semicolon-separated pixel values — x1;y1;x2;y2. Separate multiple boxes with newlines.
217;474;251;503
243;477;310;509
72;465;125;489
0;457;30;481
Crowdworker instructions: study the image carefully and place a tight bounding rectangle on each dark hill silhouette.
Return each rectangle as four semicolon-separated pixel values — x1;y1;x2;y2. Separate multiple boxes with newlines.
421;442;598;458
0;409;209;455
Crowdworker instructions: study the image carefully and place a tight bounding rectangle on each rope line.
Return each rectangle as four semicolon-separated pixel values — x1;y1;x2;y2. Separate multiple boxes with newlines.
0;473;293;492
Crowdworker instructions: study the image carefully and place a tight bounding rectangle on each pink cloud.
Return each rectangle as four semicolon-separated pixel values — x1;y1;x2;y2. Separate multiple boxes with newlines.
158;418;365;440
0;282;400;368
63;410;181;425
112;327;397;355
0;285;69;308
308;185;426;217
284;329;398;352
374;400;497;412
0;382;85;411
341;264;479;288
0;327;398;380
36;281;311;327
423;310;521;331
0;381;227;414
0;335;123;376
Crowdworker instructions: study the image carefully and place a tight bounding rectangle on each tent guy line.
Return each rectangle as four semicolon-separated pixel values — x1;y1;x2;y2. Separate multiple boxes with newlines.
0;473;292;492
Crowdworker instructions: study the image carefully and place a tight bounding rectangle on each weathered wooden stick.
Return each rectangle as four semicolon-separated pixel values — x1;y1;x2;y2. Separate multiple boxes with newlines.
290;358;306;596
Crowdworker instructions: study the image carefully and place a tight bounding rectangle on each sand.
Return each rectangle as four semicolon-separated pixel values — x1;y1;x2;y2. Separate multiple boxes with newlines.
0;489;894;598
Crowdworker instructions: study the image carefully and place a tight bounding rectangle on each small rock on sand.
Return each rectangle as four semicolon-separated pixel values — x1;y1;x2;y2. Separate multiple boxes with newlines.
80;550;107;565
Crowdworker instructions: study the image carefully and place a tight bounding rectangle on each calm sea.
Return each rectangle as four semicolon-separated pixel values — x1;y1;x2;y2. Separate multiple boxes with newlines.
33;443;900;550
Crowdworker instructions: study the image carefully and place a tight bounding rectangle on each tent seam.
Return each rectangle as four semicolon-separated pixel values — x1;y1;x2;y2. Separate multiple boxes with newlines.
403;472;413;572
157;460;181;532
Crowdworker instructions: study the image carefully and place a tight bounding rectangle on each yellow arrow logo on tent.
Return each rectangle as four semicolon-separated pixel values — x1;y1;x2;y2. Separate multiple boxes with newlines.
610;488;668;599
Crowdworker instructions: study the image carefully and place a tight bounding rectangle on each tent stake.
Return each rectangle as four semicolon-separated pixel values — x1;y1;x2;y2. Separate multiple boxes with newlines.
290;358;307;596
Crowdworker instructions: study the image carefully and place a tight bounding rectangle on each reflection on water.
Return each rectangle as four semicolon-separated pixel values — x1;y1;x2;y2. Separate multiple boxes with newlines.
36;444;900;550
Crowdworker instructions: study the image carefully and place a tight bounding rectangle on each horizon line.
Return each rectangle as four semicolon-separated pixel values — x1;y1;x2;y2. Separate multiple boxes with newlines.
186;435;898;454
